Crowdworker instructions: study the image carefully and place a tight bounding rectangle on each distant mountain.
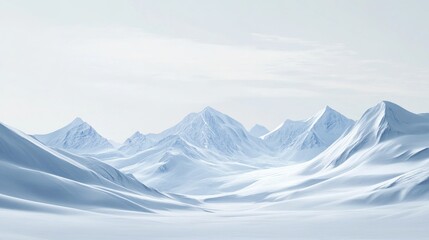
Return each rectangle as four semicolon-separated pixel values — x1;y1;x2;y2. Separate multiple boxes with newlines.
119;131;155;155
0;122;192;212
146;107;268;157
262;106;354;161
34;118;113;153
249;124;269;137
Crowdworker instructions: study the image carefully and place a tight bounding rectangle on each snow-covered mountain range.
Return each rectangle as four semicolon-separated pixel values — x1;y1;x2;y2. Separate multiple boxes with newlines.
1;101;429;212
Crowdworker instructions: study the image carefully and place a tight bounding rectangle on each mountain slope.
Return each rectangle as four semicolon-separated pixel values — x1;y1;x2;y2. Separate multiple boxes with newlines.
107;134;262;194
119;131;155;155
263;106;354;162
34;118;113;153
0;122;193;212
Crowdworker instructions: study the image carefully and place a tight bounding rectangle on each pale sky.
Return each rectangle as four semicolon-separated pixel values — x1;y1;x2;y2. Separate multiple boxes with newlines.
1;0;428;141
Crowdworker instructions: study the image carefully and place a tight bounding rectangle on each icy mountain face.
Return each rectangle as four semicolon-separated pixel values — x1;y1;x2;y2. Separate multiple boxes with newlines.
119;131;154;155
34;118;113;153
301;106;355;148
262;106;354;161
249;124;269;137
147;107;267;157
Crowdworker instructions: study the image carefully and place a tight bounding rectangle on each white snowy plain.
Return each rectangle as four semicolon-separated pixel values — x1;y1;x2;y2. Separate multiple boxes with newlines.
2;204;429;240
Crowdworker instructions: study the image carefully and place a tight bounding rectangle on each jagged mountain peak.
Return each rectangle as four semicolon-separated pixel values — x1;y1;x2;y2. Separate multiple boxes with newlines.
148;107;265;156
59;117;90;132
70;117;84;125
201;106;218;114
263;107;354;159
34;118;113;153
309;106;349;123
122;131;146;145
119;131;153;155
308;106;354;131
129;131;144;139
371;101;417;121
194;106;233;124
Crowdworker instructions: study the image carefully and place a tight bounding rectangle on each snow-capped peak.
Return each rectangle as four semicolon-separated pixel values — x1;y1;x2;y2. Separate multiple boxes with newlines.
119;131;154;154
307;106;344;125
70;117;84;125
34;118;113;153
148;106;266;156
371;101;419;123
263;106;354;157
129;131;144;140
195;106;233;126
353;101;429;141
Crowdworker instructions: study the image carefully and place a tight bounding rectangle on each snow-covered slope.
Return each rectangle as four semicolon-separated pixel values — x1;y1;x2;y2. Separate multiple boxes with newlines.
262;106;354;162
107;133;266;194
34;118;113;153
249;124;269;137
119;131;155;155
306;101;429;172
0;122;193;212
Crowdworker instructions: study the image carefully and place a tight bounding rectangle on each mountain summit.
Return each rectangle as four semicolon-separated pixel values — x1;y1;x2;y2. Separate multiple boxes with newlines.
147;107;267;156
34;118;113;153
263;106;354;161
119;131;154;154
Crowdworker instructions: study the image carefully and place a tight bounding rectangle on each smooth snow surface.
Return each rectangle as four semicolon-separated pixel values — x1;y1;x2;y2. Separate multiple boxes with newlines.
1;204;429;240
